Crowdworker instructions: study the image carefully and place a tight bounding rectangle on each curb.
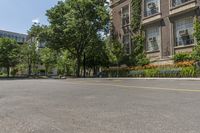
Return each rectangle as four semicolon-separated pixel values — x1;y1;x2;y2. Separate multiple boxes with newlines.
70;78;200;81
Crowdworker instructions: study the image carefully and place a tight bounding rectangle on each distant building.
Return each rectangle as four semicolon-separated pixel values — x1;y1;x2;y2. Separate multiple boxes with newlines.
0;30;27;44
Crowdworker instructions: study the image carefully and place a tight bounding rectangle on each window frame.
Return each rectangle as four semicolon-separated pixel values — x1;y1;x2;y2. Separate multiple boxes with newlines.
173;16;194;47
121;5;130;27
143;0;161;17
145;25;161;52
170;0;193;8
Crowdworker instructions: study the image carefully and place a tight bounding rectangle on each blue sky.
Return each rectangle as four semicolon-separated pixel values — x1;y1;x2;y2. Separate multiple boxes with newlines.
0;0;60;34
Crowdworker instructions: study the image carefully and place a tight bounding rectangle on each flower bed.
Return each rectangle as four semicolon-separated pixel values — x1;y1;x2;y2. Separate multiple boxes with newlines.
102;61;199;78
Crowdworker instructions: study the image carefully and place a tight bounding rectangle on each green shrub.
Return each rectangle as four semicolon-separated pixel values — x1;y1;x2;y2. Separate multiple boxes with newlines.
192;45;200;61
103;65;198;78
11;69;18;76
136;53;150;66
128;70;145;77
180;67;196;77
173;53;192;63
105;69;129;77
144;69;159;77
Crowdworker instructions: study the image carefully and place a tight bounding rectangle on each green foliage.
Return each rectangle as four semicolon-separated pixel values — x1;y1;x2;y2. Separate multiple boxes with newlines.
0;38;20;77
45;0;109;77
192;45;200;61
173;52;193;62
11;69;18;77
105;37;124;65
20;43;39;75
144;69;159;77
0;72;7;77
128;70;145;77
180;67;196;77
194;17;200;45
192;18;200;61
131;0;142;33
105;68;129;77
39;48;56;75
130;35;150;66
85;36;110;70
135;53;150;66
103;66;197;77
28;23;47;42
56;50;75;76
130;0;149;66
159;68;181;77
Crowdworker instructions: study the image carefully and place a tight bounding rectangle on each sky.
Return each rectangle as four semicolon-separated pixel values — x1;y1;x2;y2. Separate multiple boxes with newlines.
0;0;60;34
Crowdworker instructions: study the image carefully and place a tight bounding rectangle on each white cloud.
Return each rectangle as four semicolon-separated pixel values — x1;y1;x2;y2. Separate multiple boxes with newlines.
32;18;40;24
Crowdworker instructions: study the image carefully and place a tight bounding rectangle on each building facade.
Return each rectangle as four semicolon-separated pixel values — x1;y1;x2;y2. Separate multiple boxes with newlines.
0;30;27;44
111;0;200;64
111;0;132;54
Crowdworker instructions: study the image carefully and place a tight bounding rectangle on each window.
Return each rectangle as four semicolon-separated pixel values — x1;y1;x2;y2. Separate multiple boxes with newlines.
144;0;160;17
146;26;160;52
123;34;131;54
121;5;130;27
171;0;191;7
174;17;194;47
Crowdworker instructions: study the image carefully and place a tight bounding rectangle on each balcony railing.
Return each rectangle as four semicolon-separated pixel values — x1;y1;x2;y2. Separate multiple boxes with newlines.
171;0;191;7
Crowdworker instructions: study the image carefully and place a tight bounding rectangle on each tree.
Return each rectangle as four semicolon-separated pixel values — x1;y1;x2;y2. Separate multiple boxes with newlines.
26;23;47;76
105;37;124;66
39;48;56;76
28;23;46;41
85;36;110;76
45;0;109;77
56;50;75;76
0;38;20;77
20;43;38;76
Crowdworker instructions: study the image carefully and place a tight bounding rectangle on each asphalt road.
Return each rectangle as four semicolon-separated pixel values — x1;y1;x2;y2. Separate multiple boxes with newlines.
1;79;200;133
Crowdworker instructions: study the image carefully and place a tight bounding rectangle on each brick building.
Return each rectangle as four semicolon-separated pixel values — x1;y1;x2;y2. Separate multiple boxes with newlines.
111;0;200;64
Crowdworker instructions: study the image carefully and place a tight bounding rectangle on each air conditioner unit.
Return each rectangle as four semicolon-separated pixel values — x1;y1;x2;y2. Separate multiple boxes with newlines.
179;30;188;37
149;37;156;42
147;2;156;9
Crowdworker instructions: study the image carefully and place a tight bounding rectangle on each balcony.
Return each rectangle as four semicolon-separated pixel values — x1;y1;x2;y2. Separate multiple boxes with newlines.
170;0;198;16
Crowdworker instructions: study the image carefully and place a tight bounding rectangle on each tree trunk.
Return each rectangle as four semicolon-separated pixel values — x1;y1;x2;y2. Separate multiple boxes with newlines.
28;64;32;76
83;52;86;78
45;66;48;76
93;66;96;77
76;56;81;77
7;67;10;77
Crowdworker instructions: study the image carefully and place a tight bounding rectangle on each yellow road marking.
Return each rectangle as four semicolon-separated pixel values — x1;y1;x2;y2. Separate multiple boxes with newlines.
66;81;200;92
